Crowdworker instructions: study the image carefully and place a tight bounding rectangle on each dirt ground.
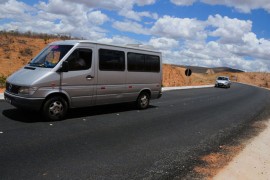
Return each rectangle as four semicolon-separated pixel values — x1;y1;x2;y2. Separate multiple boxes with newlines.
214;120;270;179
193;145;244;178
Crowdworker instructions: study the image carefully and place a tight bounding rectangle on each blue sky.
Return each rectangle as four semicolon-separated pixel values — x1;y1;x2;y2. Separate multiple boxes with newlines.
0;0;270;72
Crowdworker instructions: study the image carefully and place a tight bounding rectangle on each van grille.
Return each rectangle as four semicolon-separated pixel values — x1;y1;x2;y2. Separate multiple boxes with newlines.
6;82;20;94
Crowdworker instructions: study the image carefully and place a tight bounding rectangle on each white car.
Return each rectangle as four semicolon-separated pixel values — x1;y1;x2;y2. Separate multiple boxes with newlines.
215;76;231;88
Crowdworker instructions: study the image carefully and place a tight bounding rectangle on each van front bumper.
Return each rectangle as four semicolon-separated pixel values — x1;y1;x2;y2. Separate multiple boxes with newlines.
4;91;44;111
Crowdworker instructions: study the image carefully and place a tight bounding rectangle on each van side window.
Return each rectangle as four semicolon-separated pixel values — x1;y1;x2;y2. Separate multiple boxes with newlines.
99;49;125;71
127;53;144;72
145;55;160;72
127;52;160;72
66;49;92;71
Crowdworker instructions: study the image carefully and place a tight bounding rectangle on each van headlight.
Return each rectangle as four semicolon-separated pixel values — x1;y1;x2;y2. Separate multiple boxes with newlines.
18;87;38;95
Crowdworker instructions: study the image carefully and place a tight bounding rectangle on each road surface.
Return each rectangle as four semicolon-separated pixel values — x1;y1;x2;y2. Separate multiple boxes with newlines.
0;83;269;179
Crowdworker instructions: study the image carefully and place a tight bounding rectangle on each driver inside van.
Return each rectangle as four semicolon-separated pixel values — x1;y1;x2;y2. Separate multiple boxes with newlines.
45;51;61;68
77;58;86;67
66;50;87;70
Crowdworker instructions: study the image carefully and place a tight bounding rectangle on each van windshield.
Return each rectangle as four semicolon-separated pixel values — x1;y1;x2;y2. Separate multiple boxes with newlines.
29;45;73;68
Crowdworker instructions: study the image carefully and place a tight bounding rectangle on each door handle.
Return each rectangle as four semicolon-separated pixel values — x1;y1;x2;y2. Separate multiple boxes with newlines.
86;75;94;80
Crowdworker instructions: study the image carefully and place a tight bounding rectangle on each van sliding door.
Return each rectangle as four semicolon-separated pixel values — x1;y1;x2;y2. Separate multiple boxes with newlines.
96;48;126;105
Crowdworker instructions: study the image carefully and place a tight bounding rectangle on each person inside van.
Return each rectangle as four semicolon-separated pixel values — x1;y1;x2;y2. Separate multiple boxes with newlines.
77;58;86;67
66;49;90;71
44;51;61;68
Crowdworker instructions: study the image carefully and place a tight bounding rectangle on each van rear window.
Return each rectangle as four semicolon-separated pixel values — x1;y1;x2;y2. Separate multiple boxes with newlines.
127;52;160;72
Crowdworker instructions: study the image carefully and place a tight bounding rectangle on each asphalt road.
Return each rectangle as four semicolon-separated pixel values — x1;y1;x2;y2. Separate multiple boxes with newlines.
0;83;270;180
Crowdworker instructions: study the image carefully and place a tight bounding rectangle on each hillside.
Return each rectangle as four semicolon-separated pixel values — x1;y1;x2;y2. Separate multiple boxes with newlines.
163;64;270;88
0;33;270;92
0;32;64;76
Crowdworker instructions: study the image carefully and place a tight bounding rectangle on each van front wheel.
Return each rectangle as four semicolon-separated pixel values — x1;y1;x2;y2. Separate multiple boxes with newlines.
43;96;68;121
137;92;150;110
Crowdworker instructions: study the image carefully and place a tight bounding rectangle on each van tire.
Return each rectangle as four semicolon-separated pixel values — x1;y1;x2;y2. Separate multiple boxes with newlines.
137;92;150;110
42;96;68;121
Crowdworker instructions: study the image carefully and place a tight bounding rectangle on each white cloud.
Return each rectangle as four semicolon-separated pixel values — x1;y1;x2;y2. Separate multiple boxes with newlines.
0;0;109;40
161;41;270;72
242;32;260;45
97;35;138;45
87;11;109;25
35;0;110;38
148;37;179;50
171;0;270;13
151;15;206;40
153;14;270;72
0;0;33;19
202;0;270;13
64;0;157;21
0;0;9;4
118;9;158;21
170;0;197;6
37;0;80;16
135;0;156;6
64;0;133;11
232;38;270;61
64;0;156;10
112;20;150;35
205;15;270;62
207;14;252;44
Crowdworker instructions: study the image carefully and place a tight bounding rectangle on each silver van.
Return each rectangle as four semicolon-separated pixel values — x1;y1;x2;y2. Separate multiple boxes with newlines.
4;40;162;120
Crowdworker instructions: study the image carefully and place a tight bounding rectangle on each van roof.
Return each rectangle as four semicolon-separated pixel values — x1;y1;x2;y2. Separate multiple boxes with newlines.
50;40;161;54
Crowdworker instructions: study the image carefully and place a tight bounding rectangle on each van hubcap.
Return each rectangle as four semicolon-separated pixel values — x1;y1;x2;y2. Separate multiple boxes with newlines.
140;95;148;107
49;101;63;117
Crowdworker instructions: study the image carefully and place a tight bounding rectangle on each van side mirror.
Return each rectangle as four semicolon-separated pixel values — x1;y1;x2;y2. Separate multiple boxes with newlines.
60;61;69;72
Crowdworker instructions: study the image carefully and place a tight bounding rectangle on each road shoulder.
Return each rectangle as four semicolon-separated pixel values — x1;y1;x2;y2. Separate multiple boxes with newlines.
214;120;270;179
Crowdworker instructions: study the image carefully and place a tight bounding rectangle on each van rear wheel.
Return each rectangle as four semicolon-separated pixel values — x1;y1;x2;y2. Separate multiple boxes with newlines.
42;96;68;121
137;92;150;109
